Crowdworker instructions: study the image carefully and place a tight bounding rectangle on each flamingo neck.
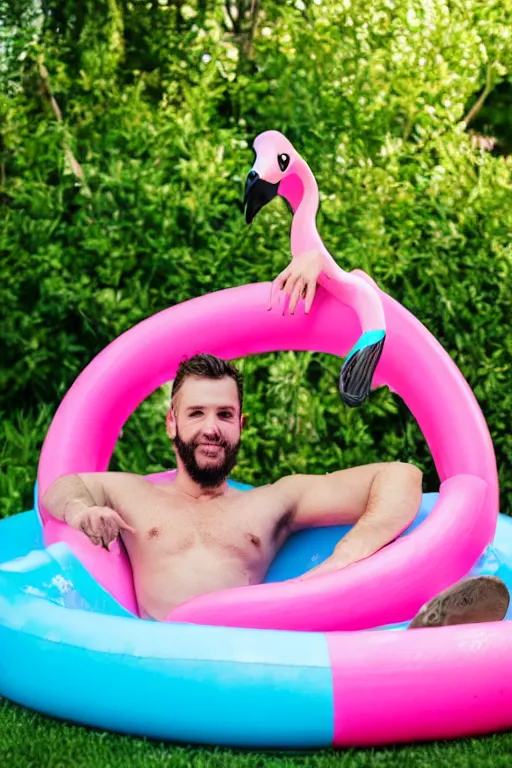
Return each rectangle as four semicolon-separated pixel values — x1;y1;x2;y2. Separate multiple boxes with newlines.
279;158;330;261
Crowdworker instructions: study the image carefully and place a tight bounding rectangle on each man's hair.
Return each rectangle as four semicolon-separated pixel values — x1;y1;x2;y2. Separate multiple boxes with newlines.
171;354;243;411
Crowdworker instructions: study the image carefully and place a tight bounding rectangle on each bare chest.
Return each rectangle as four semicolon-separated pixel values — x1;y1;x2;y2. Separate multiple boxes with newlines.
112;482;290;571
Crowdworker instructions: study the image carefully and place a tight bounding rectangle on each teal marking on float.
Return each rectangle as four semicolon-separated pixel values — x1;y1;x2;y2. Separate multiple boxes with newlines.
345;329;385;363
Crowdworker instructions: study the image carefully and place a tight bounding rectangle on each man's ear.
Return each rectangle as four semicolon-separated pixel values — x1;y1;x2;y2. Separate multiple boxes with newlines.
166;409;177;440
241;413;247;430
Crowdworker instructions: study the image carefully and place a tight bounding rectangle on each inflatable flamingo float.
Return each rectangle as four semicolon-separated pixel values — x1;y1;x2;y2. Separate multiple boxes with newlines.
244;129;386;407
1;133;512;747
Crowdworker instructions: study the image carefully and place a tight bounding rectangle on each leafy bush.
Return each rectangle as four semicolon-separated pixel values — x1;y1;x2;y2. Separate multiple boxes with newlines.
1;0;511;517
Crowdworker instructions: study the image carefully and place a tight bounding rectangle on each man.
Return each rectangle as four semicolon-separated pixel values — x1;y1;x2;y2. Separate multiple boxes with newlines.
43;353;509;625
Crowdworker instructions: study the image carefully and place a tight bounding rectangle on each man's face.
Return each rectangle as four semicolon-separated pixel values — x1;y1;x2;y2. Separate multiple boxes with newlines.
167;376;242;488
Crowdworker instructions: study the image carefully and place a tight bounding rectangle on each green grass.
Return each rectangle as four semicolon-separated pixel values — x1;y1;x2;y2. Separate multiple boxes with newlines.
1;699;512;768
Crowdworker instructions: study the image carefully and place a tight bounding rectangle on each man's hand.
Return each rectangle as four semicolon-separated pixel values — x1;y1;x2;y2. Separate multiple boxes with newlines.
63;501;136;550
269;250;329;315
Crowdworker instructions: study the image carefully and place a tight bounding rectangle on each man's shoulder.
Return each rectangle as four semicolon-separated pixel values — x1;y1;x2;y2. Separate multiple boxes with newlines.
228;477;298;514
78;470;151;492
77;470;144;480
232;478;282;495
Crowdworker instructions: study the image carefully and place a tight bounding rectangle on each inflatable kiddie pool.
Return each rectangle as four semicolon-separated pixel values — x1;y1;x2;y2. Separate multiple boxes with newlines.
1;275;512;748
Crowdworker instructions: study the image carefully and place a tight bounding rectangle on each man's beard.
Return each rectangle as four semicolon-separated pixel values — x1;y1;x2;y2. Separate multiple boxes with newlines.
173;427;240;488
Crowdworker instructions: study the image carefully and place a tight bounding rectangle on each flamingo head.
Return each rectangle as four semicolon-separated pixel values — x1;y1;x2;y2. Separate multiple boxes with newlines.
244;130;306;224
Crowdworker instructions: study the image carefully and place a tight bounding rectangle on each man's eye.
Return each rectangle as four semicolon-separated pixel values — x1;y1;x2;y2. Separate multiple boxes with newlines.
190;411;202;417
219;412;233;419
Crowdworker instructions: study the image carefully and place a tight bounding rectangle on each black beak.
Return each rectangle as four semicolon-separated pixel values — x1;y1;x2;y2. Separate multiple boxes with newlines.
244;170;279;224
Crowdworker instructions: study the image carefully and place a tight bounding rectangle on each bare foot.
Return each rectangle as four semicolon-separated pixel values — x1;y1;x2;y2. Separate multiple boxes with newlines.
407;576;510;629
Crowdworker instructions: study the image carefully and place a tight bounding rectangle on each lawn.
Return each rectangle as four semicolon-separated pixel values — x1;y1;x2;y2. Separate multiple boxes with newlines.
1;699;512;768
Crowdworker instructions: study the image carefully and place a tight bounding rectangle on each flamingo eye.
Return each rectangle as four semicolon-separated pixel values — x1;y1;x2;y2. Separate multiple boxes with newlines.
278;153;290;172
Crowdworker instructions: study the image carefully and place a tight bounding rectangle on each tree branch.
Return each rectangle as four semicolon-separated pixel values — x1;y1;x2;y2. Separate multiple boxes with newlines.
249;0;260;40
464;62;493;126
38;56;90;194
224;1;237;31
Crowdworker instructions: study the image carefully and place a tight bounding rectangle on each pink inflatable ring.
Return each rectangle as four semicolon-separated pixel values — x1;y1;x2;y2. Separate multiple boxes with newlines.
27;274;512;746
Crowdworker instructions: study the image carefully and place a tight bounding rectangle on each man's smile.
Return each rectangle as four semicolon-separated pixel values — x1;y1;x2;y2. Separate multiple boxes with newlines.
197;444;224;457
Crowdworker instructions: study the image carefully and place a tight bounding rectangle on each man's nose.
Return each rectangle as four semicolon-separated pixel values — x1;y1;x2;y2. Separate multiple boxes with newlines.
203;415;221;436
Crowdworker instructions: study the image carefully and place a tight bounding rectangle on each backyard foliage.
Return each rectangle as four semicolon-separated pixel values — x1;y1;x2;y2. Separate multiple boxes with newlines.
1;0;512;518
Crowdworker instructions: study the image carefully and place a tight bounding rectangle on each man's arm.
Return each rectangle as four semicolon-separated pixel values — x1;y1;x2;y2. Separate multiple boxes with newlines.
42;473;109;522
278;462;423;576
42;473;136;548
